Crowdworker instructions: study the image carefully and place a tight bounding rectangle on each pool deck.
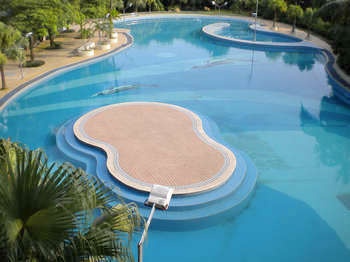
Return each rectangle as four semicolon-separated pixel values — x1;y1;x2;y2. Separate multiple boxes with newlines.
74;102;236;194
1;27;131;99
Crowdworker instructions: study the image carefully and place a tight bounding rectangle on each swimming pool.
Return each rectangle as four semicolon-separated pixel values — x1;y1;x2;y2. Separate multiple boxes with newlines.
214;21;301;42
1;15;350;261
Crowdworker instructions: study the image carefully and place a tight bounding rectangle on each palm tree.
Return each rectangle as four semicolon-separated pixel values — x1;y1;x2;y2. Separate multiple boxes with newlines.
267;0;288;29
0;139;141;261
287;4;303;33
303;7;315;39
0;22;20;90
0;53;7;90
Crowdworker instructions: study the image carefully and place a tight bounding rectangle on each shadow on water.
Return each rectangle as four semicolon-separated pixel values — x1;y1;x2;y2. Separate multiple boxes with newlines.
144;185;350;262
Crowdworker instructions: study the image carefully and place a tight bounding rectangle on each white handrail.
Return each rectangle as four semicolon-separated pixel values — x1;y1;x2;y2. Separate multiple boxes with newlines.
138;203;156;262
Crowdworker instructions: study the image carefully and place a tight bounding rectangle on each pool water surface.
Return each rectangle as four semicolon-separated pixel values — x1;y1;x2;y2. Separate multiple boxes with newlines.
1;15;350;261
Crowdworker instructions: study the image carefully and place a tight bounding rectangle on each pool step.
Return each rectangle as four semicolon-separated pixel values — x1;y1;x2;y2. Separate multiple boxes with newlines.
142;151;257;229
56;119;258;229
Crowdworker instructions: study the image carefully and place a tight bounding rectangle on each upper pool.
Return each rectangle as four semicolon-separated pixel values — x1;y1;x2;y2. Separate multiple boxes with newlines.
213;20;302;42
1;15;350;261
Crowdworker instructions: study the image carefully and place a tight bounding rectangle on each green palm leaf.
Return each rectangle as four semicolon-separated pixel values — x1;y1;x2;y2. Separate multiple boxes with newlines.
0;139;141;261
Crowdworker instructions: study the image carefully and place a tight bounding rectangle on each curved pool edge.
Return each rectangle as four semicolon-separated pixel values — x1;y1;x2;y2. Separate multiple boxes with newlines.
0;31;134;110
56;105;259;229
202;22;318;50
202;21;350;105
322;49;350;104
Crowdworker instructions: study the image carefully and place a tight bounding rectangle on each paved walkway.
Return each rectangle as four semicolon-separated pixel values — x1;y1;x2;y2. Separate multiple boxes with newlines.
1;28;130;98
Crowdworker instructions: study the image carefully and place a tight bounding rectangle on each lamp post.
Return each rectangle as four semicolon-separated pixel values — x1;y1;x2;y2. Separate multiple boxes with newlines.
25;32;34;61
211;1;228;15
251;0;259;41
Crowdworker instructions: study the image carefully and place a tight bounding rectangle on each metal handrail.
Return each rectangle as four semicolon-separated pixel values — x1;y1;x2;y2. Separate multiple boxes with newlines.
138;203;156;262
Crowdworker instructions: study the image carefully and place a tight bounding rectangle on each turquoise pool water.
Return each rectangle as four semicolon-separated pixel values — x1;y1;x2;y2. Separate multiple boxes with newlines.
1;15;350;261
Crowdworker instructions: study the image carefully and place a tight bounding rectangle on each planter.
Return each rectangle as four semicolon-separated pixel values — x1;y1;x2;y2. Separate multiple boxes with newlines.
77;49;94;57
111;31;118;39
110;38;118;44
96;41;111;50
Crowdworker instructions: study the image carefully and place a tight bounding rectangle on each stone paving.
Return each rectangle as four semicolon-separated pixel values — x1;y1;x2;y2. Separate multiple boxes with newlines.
74;102;236;194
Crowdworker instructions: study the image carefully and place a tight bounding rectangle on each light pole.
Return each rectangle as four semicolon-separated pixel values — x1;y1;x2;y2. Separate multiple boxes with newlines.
251;0;259;41
25;32;34;62
211;1;228;15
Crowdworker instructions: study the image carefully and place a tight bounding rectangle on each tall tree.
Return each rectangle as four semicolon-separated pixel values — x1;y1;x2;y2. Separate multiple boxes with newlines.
6;0;75;51
129;0;147;11
287;4;303;33
0;22;20;89
303;7;315;38
106;0;122;38
267;0;288;29
0;139;141;261
316;0;350;72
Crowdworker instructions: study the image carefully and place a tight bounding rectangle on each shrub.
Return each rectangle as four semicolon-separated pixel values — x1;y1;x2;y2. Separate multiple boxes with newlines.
45;42;62;50
24;60;45;67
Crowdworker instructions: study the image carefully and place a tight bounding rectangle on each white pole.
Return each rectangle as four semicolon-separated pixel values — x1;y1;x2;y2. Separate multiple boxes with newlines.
254;0;259;41
138;203;156;262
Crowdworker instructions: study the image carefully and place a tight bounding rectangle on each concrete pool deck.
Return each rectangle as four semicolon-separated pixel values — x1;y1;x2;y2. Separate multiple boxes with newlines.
73;102;236;194
1;27;131;99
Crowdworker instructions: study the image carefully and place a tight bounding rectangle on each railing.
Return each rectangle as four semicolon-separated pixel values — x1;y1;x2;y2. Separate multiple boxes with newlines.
138;203;156;262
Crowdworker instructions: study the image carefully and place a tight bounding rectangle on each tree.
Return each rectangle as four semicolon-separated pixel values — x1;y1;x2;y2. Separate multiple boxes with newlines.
0;22;21;89
147;0;156;11
5;0;75;51
145;0;164;11
129;0;147;12
315;0;350;73
287;4;304;33
6;41;27;79
303;7;315;38
106;0;122;38
0;139;141;261
0;53;7;90
267;0;288;29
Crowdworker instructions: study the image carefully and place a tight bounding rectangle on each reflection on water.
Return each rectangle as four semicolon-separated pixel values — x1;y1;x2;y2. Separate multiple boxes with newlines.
301;96;350;184
265;50;321;71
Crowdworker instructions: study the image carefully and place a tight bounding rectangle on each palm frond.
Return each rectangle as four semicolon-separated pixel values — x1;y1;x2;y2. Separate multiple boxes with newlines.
0;139;140;261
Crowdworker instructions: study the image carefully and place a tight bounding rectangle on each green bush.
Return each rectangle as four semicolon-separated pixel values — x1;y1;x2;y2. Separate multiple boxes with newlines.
312;17;331;37
45;42;62;50
331;25;350;74
24;60;45;67
63;28;75;33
